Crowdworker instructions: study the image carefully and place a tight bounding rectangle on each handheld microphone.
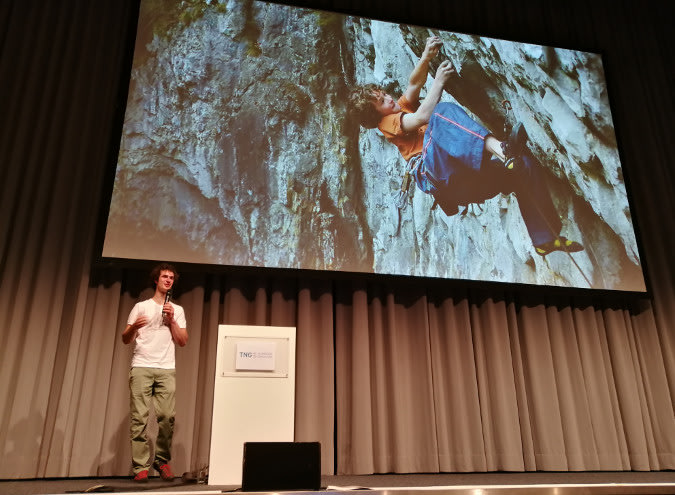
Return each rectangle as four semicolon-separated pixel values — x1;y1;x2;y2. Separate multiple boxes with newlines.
162;289;172;319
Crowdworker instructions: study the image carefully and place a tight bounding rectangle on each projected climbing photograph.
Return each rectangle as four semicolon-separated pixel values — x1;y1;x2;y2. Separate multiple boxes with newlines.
102;0;646;291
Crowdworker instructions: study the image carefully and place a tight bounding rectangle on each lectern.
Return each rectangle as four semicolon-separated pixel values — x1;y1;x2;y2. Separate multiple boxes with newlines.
208;325;296;486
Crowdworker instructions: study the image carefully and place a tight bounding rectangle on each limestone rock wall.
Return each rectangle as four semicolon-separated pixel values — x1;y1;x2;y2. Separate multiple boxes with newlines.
106;0;644;290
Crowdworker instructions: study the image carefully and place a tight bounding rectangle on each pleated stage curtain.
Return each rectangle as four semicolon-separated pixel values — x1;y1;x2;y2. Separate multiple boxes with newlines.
0;0;673;479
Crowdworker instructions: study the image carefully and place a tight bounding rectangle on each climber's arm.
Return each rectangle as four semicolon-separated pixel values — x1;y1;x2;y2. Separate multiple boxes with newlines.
401;60;454;133
403;36;442;106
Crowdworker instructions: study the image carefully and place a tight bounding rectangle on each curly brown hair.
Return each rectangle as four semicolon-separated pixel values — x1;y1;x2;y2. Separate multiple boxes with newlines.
150;262;179;286
349;84;385;129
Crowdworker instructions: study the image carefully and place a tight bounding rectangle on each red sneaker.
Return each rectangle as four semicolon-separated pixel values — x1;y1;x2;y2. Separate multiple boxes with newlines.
133;469;149;482
155;462;175;481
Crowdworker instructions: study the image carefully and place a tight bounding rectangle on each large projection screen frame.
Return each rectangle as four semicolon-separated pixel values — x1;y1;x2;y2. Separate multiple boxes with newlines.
101;0;647;293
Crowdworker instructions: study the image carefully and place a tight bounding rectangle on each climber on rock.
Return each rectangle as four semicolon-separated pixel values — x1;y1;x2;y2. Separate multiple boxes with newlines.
349;35;583;257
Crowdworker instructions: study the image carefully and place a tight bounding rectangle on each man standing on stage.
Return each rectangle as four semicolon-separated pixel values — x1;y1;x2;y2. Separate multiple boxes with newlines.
122;263;188;482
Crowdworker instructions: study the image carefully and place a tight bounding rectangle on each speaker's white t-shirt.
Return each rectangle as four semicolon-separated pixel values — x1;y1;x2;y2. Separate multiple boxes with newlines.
127;299;186;369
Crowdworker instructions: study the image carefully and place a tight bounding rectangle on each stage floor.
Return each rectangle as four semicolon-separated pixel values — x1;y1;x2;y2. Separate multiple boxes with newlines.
2;472;675;495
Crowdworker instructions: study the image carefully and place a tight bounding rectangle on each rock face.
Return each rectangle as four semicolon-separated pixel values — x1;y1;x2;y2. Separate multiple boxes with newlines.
105;0;645;291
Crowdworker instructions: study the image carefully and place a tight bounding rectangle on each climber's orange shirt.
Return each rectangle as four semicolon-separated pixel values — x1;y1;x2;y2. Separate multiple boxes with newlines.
377;95;427;161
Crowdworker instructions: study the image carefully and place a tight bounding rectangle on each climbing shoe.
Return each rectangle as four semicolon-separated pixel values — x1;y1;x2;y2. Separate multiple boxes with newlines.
535;237;584;256
502;122;529;160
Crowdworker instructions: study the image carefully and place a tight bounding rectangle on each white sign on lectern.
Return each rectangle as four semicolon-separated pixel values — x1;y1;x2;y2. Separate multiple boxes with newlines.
235;341;276;371
208;325;296;486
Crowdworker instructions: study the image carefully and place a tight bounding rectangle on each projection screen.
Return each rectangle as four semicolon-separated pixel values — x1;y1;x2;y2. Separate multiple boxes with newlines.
102;0;646;291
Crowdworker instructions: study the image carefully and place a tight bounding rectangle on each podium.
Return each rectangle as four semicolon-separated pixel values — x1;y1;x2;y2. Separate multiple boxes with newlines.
208;325;296;486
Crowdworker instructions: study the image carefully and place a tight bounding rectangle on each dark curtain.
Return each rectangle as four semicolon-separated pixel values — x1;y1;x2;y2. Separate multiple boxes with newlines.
0;0;673;478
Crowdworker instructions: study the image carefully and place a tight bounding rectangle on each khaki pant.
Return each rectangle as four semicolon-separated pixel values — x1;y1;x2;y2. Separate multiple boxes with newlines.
129;367;176;473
